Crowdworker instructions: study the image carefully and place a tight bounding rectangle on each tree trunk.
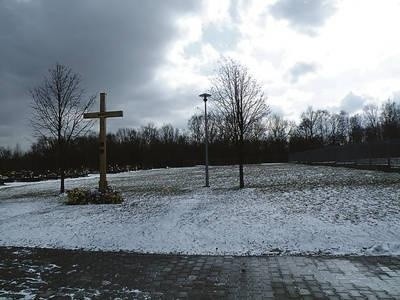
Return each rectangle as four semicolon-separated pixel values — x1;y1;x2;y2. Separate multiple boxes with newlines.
60;167;65;194
238;134;244;189
58;139;65;194
239;163;244;188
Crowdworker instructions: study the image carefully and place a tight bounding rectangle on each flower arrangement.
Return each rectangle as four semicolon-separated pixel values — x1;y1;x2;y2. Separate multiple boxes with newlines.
66;186;123;205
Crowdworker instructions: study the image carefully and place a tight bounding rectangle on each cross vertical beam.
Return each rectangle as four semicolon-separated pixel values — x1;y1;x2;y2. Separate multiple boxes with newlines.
83;92;123;193
99;92;107;192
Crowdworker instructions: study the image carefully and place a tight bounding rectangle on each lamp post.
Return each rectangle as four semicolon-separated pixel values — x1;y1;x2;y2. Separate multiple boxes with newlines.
199;93;211;187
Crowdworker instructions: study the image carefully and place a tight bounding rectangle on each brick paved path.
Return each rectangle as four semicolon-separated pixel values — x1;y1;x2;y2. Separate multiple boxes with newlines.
1;247;400;299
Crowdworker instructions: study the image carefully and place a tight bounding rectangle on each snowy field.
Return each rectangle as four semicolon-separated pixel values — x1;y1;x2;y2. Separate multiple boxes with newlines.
0;163;400;256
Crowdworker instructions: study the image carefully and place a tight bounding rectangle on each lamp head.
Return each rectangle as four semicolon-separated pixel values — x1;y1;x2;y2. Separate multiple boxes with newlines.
199;93;211;102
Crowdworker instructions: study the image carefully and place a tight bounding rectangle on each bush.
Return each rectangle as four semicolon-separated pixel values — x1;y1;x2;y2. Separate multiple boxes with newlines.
66;187;123;205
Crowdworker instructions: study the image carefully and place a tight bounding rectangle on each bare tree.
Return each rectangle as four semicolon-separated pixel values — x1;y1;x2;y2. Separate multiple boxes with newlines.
327;111;349;145
362;104;380;142
211;58;269;188
159;124;175;144
316;109;330;143
337;110;350;144
188;112;226;144
30;63;95;193
140;123;159;145
187;114;204;144
267;114;289;142
246;119;267;141
349;114;364;143
297;107;324;140
380;99;400;139
116;128;138;144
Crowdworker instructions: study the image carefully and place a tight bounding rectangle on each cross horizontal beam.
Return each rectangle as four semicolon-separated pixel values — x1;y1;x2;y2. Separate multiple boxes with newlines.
83;111;123;119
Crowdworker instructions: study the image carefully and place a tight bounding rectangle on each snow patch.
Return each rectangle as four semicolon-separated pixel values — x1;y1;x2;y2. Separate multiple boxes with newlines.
1;164;400;256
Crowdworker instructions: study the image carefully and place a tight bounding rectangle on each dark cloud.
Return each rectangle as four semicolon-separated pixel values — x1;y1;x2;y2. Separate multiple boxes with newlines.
117;83;199;129
339;92;367;114
288;62;317;83
0;0;199;149
270;0;337;35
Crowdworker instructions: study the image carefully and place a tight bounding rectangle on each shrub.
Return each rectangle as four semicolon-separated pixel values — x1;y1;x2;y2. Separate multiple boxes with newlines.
66;187;90;205
66;187;123;205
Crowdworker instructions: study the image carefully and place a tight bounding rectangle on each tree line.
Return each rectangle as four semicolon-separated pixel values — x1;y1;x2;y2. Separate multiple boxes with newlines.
0;120;284;175
289;101;400;153
2;99;399;174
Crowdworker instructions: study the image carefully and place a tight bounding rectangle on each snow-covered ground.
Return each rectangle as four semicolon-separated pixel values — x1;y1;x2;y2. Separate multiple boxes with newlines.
1;163;400;256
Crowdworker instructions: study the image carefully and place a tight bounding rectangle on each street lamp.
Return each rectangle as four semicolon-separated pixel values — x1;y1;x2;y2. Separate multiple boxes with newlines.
199;93;211;187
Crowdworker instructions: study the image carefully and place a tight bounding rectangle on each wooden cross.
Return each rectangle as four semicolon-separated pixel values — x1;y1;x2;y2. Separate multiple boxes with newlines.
84;92;123;192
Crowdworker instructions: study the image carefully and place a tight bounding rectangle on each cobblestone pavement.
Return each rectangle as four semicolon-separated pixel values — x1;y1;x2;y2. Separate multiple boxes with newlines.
1;247;400;299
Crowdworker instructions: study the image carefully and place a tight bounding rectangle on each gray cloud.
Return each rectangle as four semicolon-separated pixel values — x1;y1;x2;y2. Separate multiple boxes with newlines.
270;0;337;35
269;104;284;116
339;92;367;114
201;25;239;53
288;62;317;83
0;0;199;149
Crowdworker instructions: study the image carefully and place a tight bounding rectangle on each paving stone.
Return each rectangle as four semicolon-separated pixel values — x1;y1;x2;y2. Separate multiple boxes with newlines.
1;247;400;299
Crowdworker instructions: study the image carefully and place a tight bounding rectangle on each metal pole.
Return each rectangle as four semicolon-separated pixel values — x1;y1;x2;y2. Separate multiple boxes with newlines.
99;92;107;192
204;99;209;187
199;93;211;187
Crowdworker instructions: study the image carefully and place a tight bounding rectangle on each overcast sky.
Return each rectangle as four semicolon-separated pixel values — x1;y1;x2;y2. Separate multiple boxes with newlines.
1;0;400;149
